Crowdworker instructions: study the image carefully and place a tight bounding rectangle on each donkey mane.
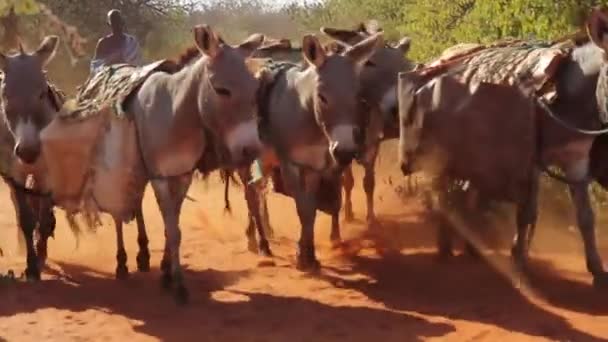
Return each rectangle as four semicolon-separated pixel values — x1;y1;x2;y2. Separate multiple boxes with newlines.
170;46;201;70
169;36;229;71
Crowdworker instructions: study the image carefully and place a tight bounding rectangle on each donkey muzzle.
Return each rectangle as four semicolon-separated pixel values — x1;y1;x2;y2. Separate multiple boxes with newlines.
331;144;357;167
14;142;41;165
226;119;262;166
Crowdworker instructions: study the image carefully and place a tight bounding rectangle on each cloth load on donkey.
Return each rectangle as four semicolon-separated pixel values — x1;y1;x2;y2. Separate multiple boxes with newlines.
39;61;173;225
399;35;608;200
413;38;576;108
251;60;342;214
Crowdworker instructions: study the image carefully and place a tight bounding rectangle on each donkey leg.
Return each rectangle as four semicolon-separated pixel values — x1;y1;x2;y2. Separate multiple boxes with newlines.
239;168;272;256
151;176;191;304
511;174;539;269
342;165;355;222
238;169;259;253
295;187;320;271
160;235;172;290
363;160;378;229
245;212;259;254
255;190;273;256
11;187;40;281
36;197;56;270
135;201;150;272
569;182;608;287
260;190;274;238
434;177;454;260
113;217;129;280
285;165;320;271
330;179;343;245
246;183;272;257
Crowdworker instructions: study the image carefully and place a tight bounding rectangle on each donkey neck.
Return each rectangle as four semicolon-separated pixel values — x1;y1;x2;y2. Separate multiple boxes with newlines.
293;67;318;110
555;42;608;124
163;57;206;125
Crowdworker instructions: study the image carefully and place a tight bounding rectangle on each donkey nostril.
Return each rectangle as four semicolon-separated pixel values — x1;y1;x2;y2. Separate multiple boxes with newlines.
14;144;40;164
333;148;356;166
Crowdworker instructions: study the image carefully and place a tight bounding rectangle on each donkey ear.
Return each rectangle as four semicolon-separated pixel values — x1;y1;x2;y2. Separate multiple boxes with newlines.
320;27;363;45
302;34;327;68
193;24;221;58
238;33;265;57
587;7;608;53
35;35;59;66
396;36;411;54
345;32;384;67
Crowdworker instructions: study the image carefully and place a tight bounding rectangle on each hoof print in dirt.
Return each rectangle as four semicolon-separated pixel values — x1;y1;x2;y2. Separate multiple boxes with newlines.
257;258;277;268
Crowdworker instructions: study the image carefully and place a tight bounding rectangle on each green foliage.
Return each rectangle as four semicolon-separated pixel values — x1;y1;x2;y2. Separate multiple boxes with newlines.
290;0;608;61
0;0;40;16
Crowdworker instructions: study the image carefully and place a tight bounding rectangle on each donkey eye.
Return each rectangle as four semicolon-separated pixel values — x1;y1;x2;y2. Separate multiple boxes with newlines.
214;86;231;97
365;60;376;67
39;90;46;100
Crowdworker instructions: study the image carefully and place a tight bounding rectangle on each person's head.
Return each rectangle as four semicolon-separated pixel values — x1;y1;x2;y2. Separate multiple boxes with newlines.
107;9;125;35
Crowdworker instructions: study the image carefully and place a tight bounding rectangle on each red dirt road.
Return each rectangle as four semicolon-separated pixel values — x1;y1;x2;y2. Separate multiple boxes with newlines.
1;147;608;341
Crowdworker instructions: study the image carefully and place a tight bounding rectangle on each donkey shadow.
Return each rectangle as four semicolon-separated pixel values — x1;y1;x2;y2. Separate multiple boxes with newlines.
0;262;454;342
321;212;608;342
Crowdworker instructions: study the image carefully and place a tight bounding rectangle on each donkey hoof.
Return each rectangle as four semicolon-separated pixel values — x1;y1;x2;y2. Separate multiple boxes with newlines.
137;253;151;272
160;273;173;290
25;267;41;282
115;265;129;280
259;241;273;258
174;286;189;305
593;273;608;290
296;255;321;272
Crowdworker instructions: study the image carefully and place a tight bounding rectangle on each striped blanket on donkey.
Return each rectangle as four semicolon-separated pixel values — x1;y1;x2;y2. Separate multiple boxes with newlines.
414;38;578;109
40;61;173;224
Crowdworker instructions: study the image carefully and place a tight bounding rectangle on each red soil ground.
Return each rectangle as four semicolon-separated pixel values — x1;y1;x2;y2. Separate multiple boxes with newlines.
1;144;608;341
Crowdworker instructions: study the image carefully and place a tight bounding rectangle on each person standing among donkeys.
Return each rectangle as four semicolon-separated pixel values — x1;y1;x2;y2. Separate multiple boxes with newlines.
90;9;143;75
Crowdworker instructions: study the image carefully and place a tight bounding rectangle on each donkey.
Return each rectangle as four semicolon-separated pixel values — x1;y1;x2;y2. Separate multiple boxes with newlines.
237;25;411;254
125;25;264;302
398;7;608;287
320;22;413;241
257;32;383;269
0;37;64;281
0;37;153;282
